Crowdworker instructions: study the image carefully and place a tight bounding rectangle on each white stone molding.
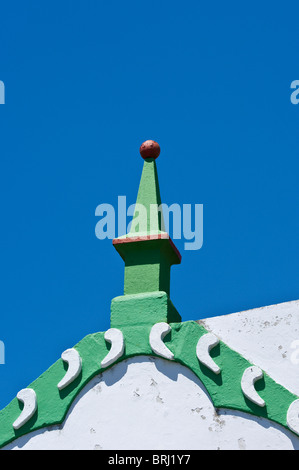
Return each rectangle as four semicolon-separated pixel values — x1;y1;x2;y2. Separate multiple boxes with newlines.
149;322;174;360
196;333;221;374
101;328;125;368
13;388;37;430
241;366;265;407
287;399;299;435
57;348;82;391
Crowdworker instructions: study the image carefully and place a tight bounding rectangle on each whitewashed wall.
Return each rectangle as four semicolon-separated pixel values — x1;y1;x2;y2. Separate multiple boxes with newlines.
5;300;299;450
200;300;299;397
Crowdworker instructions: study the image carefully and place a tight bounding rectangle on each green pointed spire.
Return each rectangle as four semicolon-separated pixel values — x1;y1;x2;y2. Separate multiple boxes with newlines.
111;140;181;328
129;157;164;236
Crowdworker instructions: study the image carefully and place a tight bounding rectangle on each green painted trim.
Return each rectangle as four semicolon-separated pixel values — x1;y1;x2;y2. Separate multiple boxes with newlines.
0;320;298;448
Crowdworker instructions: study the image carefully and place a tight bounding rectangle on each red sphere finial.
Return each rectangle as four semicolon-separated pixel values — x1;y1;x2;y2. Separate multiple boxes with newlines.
139;140;160;160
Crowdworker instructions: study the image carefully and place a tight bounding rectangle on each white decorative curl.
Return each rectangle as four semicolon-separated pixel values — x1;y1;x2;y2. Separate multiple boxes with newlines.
13;388;37;430
101;328;125;368
149;322;174;360
196;333;221;374
57;348;82;390
241;366;265;407
287;399;299;435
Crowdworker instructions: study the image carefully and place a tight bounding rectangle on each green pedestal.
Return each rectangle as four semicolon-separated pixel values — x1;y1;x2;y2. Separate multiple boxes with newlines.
110;291;181;328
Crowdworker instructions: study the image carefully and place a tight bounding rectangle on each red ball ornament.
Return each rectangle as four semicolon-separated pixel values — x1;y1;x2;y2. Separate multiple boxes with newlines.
139;140;160;160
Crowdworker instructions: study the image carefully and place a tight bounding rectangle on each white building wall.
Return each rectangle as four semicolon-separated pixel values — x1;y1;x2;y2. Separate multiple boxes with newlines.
200;300;299;396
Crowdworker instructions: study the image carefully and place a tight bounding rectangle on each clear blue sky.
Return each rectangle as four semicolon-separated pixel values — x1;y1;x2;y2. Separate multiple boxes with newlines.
0;1;298;409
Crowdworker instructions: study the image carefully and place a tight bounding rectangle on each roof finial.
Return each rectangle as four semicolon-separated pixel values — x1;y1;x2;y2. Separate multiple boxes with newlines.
110;140;181;328
139;140;160;160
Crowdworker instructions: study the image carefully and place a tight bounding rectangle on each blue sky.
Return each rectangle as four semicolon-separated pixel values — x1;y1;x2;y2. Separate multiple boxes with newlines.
0;1;298;409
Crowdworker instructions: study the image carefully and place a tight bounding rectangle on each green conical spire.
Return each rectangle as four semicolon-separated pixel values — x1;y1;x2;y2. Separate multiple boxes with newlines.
111;140;181;328
129;157;165;236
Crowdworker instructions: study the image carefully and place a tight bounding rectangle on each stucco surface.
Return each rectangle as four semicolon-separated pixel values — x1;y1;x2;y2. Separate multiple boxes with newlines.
200;300;299;396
